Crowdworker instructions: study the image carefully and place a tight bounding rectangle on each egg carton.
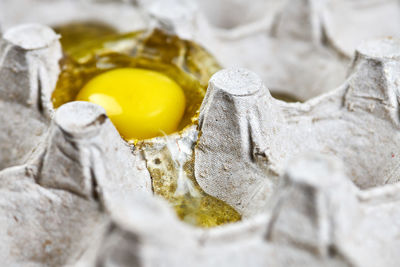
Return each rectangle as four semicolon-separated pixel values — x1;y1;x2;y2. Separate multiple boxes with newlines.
1;2;400;267
1;22;400;267
2;0;400;101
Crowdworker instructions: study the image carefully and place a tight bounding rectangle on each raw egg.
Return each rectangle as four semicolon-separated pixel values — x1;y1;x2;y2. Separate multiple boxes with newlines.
76;68;186;140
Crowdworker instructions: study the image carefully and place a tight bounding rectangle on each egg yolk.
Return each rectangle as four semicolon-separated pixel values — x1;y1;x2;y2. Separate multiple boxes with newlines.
76;68;186;140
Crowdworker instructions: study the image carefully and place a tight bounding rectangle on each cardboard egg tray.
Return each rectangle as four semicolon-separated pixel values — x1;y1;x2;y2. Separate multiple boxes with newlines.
1;0;400;266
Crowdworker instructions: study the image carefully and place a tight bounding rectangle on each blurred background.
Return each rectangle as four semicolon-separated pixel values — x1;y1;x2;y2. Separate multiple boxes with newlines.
1;0;400;101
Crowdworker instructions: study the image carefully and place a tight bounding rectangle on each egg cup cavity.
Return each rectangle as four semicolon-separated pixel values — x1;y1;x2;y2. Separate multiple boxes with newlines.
49;22;242;227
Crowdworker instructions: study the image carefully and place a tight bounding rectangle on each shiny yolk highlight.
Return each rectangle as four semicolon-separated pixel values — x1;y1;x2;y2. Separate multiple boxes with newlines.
76;68;186;140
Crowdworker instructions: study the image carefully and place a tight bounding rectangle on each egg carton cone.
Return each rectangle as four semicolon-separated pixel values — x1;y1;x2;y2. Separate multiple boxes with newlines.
0;24;61;170
195;39;400;216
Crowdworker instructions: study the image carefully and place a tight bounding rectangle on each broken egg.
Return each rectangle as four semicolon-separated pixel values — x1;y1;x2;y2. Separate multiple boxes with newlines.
51;22;241;227
52;24;219;139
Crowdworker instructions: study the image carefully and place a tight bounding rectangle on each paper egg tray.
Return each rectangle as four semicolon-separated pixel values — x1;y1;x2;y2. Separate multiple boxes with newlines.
1;1;400;266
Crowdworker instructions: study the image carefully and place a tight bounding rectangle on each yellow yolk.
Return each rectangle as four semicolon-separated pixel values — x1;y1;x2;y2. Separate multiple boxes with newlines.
76;68;186;140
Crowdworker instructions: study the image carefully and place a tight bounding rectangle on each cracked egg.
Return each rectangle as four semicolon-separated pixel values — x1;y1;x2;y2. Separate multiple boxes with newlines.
50;22;240;227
